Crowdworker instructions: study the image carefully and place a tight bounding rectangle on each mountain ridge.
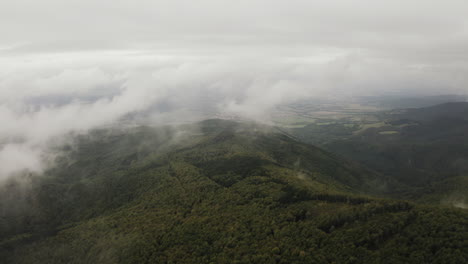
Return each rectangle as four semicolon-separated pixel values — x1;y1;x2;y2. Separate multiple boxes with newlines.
1;119;467;263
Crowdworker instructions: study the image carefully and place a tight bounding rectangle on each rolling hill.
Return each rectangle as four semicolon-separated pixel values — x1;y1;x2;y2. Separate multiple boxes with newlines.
0;120;467;263
321;102;468;202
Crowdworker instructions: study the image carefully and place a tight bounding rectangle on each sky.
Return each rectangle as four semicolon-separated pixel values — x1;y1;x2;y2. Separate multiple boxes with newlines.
0;0;468;179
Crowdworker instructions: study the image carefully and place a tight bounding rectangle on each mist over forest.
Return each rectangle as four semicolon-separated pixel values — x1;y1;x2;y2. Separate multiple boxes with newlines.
1;1;467;263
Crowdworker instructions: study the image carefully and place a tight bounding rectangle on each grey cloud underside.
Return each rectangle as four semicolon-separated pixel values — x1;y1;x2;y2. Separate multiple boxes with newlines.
0;0;467;179
1;0;468;61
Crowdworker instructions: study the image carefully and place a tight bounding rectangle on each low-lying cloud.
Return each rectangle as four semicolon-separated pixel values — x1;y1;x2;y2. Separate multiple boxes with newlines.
0;51;465;180
1;0;468;180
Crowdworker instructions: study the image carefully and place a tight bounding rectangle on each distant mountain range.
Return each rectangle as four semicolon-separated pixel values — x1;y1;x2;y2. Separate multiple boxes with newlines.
358;94;468;109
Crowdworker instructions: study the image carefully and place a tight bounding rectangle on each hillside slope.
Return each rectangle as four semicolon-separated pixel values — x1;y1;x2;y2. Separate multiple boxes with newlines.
1;120;467;264
320;102;468;201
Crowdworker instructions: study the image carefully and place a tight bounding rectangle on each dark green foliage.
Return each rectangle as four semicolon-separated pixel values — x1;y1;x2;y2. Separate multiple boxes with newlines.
0;120;466;263
290;122;358;145
292;102;468;200
197;156;269;187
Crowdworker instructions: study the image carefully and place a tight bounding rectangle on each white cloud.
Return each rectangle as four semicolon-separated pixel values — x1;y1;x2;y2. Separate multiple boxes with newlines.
0;143;43;181
0;0;467;179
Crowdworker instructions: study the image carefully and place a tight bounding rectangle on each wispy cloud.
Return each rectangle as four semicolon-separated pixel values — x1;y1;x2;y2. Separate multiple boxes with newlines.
0;0;467;179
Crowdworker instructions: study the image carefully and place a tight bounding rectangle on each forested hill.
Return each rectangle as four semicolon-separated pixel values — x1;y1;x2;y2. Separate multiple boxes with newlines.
384;101;468;122
1;120;467;263
324;102;468;202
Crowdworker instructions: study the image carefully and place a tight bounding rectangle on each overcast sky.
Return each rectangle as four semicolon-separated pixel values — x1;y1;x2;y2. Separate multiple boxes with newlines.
2;0;468;98
0;0;468;179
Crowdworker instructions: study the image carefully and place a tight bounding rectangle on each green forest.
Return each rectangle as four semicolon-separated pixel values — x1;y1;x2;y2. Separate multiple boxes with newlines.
1;119;467;263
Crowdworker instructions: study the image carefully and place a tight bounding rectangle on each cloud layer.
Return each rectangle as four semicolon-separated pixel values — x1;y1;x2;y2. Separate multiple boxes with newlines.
0;0;467;179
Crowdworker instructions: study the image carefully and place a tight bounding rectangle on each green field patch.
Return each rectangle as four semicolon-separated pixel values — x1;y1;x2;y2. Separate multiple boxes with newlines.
378;131;400;135
353;122;386;134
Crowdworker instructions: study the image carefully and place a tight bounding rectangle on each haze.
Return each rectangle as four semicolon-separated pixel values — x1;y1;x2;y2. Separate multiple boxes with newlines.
1;0;467;179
